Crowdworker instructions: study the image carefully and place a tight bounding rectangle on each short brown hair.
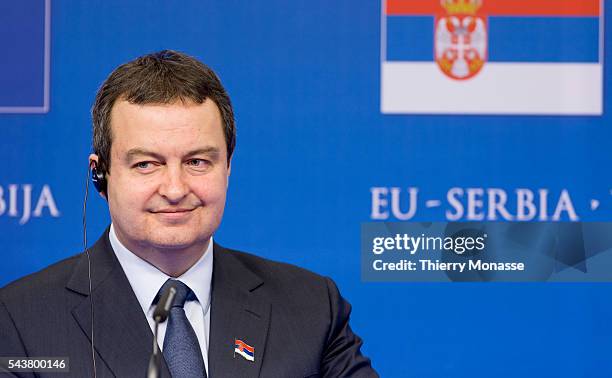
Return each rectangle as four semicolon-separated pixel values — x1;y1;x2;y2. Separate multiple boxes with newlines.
91;50;235;173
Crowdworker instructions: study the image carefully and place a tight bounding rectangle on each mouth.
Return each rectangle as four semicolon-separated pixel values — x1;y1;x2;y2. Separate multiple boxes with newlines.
152;208;195;214
150;208;197;222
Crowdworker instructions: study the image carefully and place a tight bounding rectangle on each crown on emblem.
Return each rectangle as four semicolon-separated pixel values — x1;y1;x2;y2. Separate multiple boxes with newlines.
440;0;482;15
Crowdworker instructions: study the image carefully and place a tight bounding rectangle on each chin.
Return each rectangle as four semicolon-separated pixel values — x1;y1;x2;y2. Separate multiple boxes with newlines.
150;238;195;250
149;233;211;251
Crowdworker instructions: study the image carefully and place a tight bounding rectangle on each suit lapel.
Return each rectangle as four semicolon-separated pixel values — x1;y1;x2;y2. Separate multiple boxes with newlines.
208;244;270;378
67;229;172;378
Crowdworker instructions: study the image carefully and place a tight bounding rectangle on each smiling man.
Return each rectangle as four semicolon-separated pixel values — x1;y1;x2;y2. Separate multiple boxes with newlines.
97;99;228;278
0;51;377;377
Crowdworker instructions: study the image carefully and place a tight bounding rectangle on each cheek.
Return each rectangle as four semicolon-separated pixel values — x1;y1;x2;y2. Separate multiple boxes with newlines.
194;177;228;205
108;177;156;210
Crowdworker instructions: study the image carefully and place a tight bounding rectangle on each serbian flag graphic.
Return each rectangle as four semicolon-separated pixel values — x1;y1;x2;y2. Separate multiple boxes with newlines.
234;339;255;362
380;0;603;115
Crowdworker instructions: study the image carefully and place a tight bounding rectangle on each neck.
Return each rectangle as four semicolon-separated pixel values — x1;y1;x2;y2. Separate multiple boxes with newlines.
114;230;210;277
137;243;208;277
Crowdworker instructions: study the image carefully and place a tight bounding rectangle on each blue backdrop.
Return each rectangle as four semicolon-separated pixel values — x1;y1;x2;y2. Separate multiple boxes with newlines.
1;1;611;377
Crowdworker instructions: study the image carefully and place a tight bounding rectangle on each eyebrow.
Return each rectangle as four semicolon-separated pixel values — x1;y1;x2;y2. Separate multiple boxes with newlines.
125;146;221;163
185;147;221;159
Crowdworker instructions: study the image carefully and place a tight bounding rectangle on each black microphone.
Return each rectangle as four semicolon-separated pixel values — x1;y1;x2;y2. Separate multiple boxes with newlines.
147;282;177;378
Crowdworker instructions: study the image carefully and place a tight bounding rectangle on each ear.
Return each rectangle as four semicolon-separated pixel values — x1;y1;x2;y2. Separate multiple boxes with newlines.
226;158;232;188
88;153;99;169
88;154;107;200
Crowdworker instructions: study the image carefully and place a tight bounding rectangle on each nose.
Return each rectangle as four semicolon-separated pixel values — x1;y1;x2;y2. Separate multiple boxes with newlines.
158;165;189;203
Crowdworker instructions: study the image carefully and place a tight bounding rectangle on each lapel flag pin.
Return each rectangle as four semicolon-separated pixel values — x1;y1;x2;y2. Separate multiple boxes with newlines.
234;339;255;362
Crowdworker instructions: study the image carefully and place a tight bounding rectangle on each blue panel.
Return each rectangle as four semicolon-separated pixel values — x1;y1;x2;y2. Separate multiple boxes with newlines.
489;16;599;62
0;1;46;107
386;16;434;61
0;2;611;377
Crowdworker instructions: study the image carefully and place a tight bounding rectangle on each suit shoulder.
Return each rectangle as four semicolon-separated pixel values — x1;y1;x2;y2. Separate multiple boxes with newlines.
221;247;329;288
0;253;82;300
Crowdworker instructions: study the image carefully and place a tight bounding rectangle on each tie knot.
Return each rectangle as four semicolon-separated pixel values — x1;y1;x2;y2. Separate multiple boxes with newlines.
158;279;196;308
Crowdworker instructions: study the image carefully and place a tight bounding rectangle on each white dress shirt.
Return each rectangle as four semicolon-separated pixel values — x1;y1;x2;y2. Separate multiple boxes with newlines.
109;224;213;375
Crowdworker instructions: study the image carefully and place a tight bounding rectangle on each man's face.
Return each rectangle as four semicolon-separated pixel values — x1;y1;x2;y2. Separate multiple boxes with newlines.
100;99;230;254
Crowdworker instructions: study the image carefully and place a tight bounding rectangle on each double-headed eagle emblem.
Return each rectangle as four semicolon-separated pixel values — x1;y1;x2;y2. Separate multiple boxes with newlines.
435;0;487;80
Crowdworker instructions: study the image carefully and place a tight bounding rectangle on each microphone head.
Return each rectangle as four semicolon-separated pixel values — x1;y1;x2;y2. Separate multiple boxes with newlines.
153;283;177;323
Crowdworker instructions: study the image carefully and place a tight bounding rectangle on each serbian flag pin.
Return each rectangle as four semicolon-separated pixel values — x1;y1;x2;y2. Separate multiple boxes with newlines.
234;339;255;362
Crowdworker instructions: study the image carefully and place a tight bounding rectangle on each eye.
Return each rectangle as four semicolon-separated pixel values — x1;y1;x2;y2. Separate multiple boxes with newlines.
186;158;212;172
187;159;210;167
132;161;158;171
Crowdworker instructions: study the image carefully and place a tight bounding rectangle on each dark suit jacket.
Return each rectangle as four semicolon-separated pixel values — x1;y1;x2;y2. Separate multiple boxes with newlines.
0;229;377;377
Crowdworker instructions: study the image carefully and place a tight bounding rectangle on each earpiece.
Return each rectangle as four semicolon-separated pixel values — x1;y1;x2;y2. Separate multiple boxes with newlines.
90;162;107;194
83;161;98;378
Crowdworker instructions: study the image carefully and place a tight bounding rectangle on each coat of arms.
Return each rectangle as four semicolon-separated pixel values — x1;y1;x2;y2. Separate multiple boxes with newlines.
435;0;487;80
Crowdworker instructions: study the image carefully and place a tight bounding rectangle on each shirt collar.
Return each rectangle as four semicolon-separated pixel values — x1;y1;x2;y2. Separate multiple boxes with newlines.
109;223;213;315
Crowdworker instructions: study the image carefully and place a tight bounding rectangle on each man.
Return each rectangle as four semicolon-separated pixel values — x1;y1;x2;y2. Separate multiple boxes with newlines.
0;50;377;377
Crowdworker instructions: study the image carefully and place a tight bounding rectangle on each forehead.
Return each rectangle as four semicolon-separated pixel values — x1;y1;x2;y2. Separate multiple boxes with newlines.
109;99;225;156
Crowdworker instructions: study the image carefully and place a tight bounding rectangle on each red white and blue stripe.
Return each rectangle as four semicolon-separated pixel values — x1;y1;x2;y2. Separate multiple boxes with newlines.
234;339;255;362
380;0;604;115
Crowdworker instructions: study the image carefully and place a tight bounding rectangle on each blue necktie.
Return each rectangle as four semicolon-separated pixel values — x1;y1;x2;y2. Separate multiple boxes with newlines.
160;279;207;378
